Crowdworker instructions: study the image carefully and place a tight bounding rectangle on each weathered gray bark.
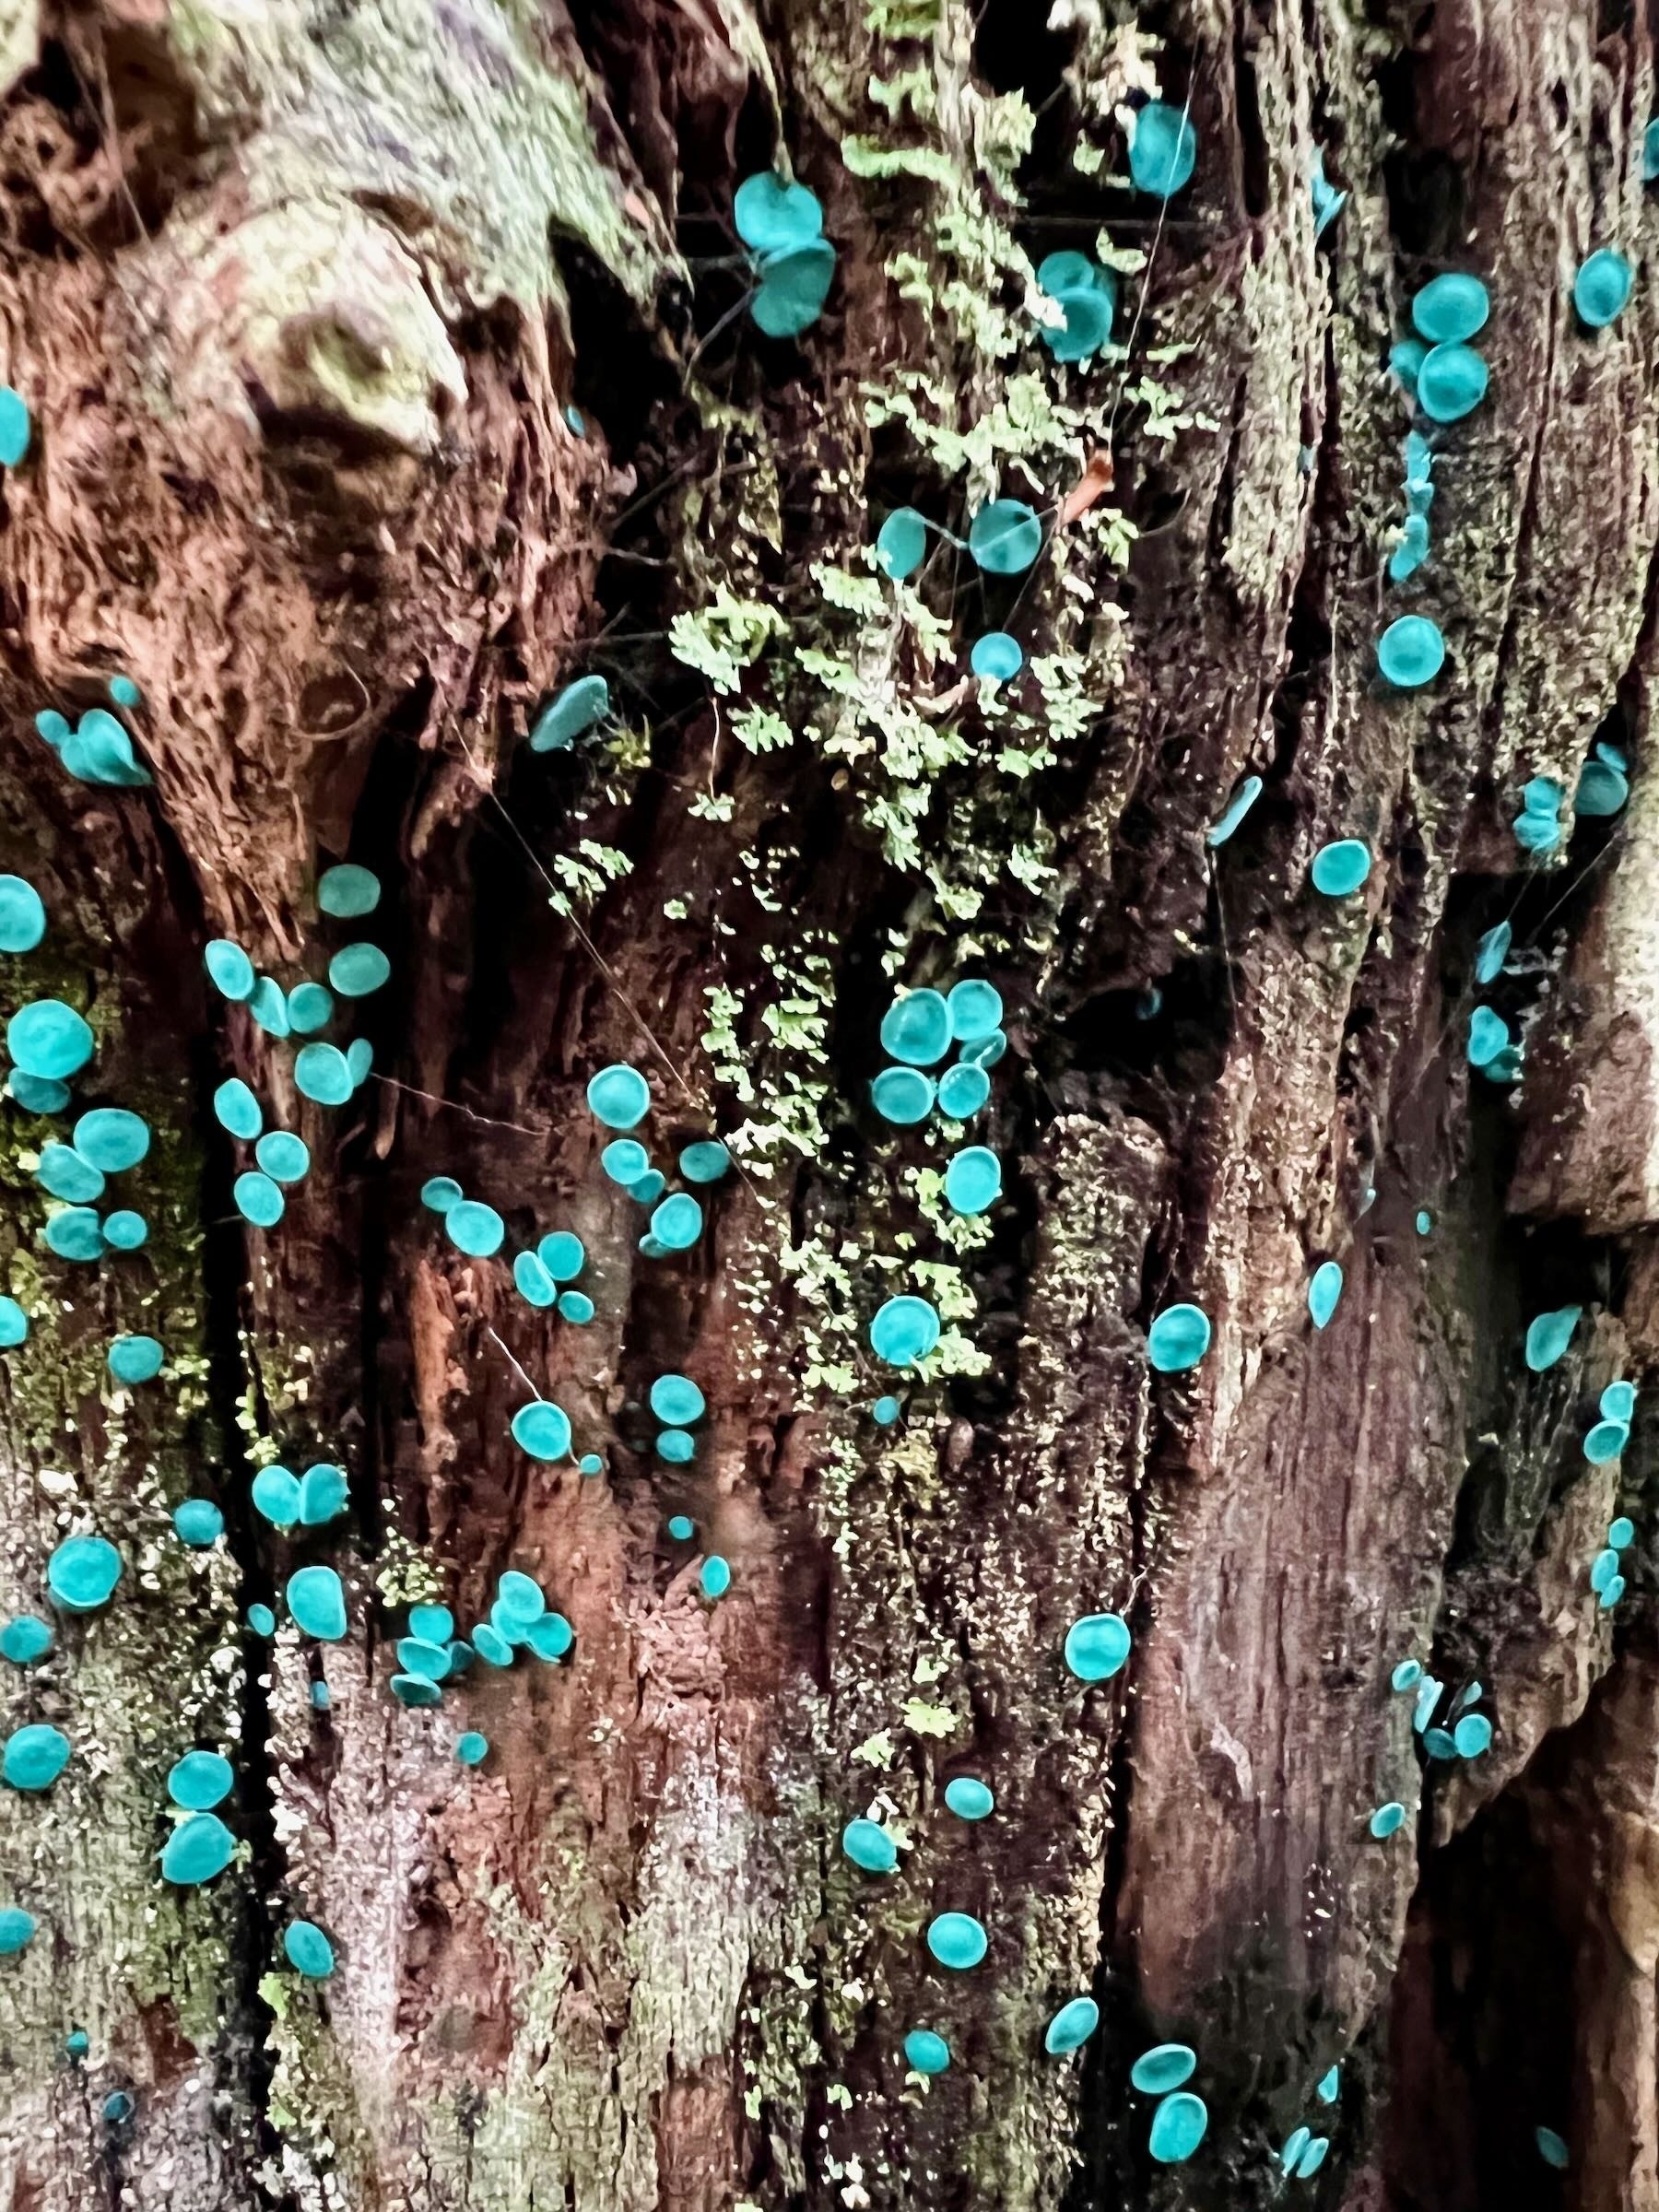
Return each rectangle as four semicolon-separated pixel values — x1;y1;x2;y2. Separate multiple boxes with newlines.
1;0;1657;2206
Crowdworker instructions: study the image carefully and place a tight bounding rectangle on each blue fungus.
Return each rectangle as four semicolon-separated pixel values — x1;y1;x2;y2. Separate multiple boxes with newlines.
0;1297;26;1348
1130;2043;1197;2094
391;1672;441;1707
1130;100;1197;196
161;1813;235;1886
409;1605;453;1644
420;1176;462;1214
1577;758;1629;816
872;1066;935;1124
650;1193;703;1250
1574;249;1634;328
287;1565;347;1641
1371;1801;1406;1838
959;1028;1007;1068
1585;1418;1630;1465
256;1132;311;1183
1467;1006;1510;1068
65;2029;89;2056
284;1921;335;1978
936;1063;990;1120
174;1499;223;1547
247;1604;276;1636
971;630;1024;681
1413;1677;1441;1733
700;1555;732;1599
287;982;335;1034
1411;273;1489;344
1317;2065;1341;2104
294;1043;353;1105
473;1623;513;1666
34;709;69;750
1525;1306;1580;1371
234;1171;284;1228
1297;2138;1331;2180
497;1571;545;1623
60;709;151;786
3;1724;70;1791
103;1209;147;1250
1601;1382;1637;1426
876;508;928;581
1147;1302;1210;1372
347;1040;373;1088
1387;512;1430;584
872;1395;900;1427
870;1294;941;1367
627;1170;665;1206
1475;922;1512;984
527;1613;572;1661
248;976;290;1037
214;1079;262;1140
559;1290;594;1324
1453;1712;1493;1758
1601;1575;1627;1609
8;1000;94;1081
108;1335;164;1385
1646;119;1659;182
1535;2127;1570;2170
1065;1612;1131;1682
311;1681;332;1709
252;1465;302;1527
0;1907;36;1956
1377;614;1445;689
456;1731;488;1766
842;1818;898;1874
0;384;31;465
1609;1514;1635;1548
944;1777;994;1821
1391;1659;1424;1692
109;676;141;707
1390;338;1428;394
1457;1681;1483;1710
1423;1725;1458;1760
48;1535;120;1611
1148;2091;1208;2164
1044;1998;1100;2054
167;1751;232;1810
679;1140;731;1183
1417;1210;1432;1234
327;944;390;997
750;237;837;338
38;1144;102;1203
9;1071;69;1112
398;1637;451;1681
445;1201;503;1258
205;940;255;1001
531;676;610;753
734;172;823;253
1307;1261;1344;1330
588;1065;650;1130
74;1109;147;1173
1206;775;1263;849
318;864;381;918
1282;2126;1312;2175
0;875;46;953
103;2091;135;2124
945;1145;1002;1216
44;1206;103;1262
1034;271;1114;362
601;1140;650;1187
1417;341;1489;423
300;1463;347;1525
968;499;1042;575
652;1373;706;1425
947;980;1002;1041
512;1400;572;1461
926;1912;987;1969
0;1615;51;1663
666;1513;694;1540
656;1429;695;1464
904;2030;950;2075
881;988;952;1066
1311;839;1372;897
514;1251;557;1307
639;1235;669;1260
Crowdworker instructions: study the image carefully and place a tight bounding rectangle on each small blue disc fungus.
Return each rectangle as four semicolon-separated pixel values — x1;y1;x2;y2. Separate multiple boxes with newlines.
1129;100;1197;196
512;1400;572;1461
287;1565;347;1641
1307;1261;1344;1330
750;238;837;337
74;1109;147;1173
0;1907;37;1955
700;1556;731;1599
8;1071;69;1112
456;1732;488;1766
588;1065;650;1130
1206;775;1263;849
256;1133;311;1183
1590;1550;1620;1594
651;1373;706;1424
43;1207;103;1262
1065;1612;1131;1682
1577;758;1630;816
327;944;390;998
559;1290;594;1324
391;1673;441;1707
420;1177;463;1216
103;1209;147;1249
667;1514;694;1539
0;1615;52;1663
1297;2138;1331;2179
513;1252;556;1308
944;1145;1002;1216
0;1298;26;1348
318;865;381;917
1370;1801;1406;1838
1574;249;1634;328
1311;840;1372;897
1044;1997;1100;2053
284;1920;335;1978
8;1000;93;1081
1453;1712;1492;1758
168;1751;233;1810
287;983;335;1034
38;1144;102;1204
1377;615;1446;689
108;1335;164;1385
679;1140;731;1183
947;981;1002;1041
872;1067;935;1124
1535;2126;1570;2170
445;1201;504;1258
1411;273;1489;344
881;989;952;1067
904;2030;949;2075
526;1613;572;1661
205;940;255;1001
161;1813;235;1886
936;1063;990;1120
1391;1659;1423;1692
300;1463;347;1525
872;1395;900;1427
967;500;1042;575
649;1193;703;1250
247;1604;276;1636
0;875;47;953
1474;921;1512;984
734;172;823;253
535;1230;585;1280
656;1429;695;1464
1609;1514;1635;1548
870;1294;941;1367
214;1079;262;1140
1584;1418;1630;1465
3;1724;70;1791
1130;2043;1197;2094
472;1624;513;1666
842;1818;898;1874
1417;342;1489;423
48;1535;120;1612
1148;2091;1208;2164
1524;1306;1580;1371
971;631;1024;680
247;976;290;1037
944;1777;994;1821
0;385;31;466
1317;2065;1340;2104
1147;1302;1210;1372
1601;1575;1627;1609
1467;1006;1510;1068
294;1044;353;1106
252;1465;302;1527
531;676;610;752
876;509;928;581
234;1172;284;1228
925;1912;987;1969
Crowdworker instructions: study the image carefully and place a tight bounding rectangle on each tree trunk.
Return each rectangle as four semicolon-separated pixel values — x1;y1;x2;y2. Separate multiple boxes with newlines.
1;0;1656;2205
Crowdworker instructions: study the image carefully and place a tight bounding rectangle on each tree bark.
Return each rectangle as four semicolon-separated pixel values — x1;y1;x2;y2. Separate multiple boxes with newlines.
1;0;1657;2206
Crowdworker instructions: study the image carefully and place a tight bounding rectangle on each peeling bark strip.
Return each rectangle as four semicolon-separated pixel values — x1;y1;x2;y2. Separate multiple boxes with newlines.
0;0;1657;2204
